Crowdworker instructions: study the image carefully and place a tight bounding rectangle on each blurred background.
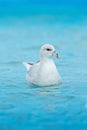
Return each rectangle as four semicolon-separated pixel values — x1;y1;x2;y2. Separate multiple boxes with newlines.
0;0;87;61
0;0;87;130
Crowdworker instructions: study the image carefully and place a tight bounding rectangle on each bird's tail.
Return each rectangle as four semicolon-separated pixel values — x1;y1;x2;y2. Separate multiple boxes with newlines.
23;62;32;71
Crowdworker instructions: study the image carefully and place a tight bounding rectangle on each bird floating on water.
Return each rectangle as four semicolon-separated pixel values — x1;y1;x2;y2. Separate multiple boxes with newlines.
23;44;62;86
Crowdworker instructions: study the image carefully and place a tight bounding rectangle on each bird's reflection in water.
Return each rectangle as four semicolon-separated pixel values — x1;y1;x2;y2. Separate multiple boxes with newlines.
28;83;61;95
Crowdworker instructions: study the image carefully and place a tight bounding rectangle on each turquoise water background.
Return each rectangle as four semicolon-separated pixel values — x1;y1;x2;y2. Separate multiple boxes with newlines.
0;0;87;130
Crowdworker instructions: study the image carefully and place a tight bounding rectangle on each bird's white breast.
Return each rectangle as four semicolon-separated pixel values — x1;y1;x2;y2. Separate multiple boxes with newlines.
35;60;61;86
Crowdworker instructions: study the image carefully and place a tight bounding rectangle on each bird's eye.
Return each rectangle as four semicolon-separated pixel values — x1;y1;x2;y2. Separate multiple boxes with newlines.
46;48;52;51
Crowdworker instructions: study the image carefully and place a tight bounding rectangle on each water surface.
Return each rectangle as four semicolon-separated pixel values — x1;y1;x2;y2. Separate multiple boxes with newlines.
0;1;87;130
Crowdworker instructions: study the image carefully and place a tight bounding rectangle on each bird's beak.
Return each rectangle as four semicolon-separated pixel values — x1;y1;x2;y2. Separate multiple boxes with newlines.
53;51;61;59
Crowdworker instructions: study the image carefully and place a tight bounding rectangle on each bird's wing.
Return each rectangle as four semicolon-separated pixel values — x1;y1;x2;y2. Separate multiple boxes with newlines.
23;61;40;71
23;62;33;71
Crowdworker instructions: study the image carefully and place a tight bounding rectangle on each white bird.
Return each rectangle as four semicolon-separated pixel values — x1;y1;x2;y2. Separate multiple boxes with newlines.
23;44;62;86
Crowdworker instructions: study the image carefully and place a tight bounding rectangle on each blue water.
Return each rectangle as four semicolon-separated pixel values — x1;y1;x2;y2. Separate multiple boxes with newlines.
0;1;87;130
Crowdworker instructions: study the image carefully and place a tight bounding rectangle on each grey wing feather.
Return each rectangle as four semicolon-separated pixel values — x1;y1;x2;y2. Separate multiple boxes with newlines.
23;61;40;71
